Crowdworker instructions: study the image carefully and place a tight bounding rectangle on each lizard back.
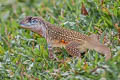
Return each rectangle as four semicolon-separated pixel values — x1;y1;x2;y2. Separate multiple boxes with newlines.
47;23;90;43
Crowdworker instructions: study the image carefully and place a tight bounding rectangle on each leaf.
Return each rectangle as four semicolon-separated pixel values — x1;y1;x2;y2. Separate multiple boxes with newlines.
102;7;110;15
83;61;88;72
81;2;88;15
0;45;5;55
101;0;104;6
100;0;110;15
114;23;120;43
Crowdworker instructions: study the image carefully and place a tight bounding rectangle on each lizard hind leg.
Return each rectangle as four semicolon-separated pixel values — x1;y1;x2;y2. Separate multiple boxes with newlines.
65;41;87;58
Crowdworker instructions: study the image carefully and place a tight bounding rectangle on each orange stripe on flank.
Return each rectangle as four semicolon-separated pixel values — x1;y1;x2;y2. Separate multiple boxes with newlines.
61;40;68;44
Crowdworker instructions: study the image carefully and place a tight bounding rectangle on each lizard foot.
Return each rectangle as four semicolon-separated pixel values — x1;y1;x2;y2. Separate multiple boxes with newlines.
49;51;59;61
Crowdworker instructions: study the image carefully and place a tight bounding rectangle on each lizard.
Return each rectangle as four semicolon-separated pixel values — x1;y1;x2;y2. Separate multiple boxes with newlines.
19;16;111;61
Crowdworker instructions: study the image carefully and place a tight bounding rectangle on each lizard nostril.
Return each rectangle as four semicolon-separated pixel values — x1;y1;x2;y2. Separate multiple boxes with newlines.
20;21;24;25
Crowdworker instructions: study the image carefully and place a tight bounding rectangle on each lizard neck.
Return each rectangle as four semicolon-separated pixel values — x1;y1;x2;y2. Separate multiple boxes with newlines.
32;19;55;39
31;21;48;38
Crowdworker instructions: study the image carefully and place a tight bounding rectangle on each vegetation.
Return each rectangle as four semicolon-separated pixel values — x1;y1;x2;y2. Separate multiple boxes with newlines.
0;0;120;80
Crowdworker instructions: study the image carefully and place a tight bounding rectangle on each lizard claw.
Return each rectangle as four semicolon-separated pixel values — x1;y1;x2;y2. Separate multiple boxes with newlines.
49;52;54;59
49;51;59;61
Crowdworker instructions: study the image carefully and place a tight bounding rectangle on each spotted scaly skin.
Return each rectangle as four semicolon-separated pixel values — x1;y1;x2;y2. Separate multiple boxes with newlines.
20;16;111;61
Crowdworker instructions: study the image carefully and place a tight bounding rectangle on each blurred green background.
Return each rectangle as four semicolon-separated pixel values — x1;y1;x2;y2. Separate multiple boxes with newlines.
0;0;120;80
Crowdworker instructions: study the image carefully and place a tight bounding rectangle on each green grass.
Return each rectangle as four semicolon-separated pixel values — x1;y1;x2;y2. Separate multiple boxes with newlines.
0;0;120;80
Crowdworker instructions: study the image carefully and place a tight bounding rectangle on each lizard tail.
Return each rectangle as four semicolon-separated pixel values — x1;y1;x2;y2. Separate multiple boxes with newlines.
94;44;112;61
86;34;112;61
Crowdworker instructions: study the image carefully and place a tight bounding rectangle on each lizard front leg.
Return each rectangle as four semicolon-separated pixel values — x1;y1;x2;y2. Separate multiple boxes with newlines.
47;43;60;61
47;43;54;59
65;41;87;58
47;38;60;60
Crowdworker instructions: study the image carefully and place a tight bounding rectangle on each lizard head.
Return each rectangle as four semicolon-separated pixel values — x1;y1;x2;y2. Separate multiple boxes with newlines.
20;16;47;37
20;16;41;29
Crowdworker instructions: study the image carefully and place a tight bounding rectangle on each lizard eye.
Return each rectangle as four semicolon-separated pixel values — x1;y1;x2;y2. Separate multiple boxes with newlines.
30;19;38;24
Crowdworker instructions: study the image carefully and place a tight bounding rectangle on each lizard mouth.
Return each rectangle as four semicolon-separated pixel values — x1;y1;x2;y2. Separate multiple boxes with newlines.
19;22;32;29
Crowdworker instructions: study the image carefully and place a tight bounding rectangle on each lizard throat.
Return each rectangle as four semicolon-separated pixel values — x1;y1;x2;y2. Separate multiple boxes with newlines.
32;24;47;38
